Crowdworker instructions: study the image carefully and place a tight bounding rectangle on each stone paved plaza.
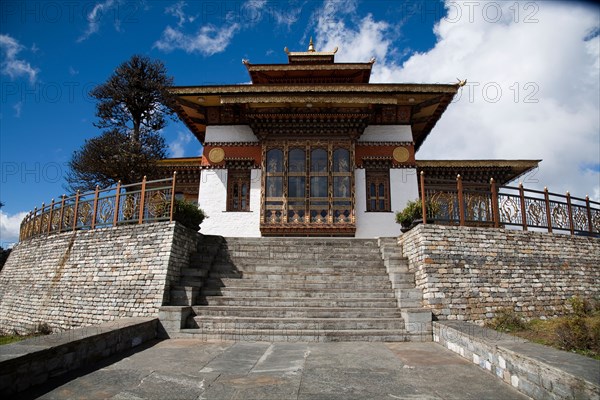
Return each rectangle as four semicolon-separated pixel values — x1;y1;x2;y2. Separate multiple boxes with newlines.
20;340;528;400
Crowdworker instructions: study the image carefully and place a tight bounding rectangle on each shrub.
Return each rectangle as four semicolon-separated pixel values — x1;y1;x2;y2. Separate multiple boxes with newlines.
35;323;52;335
485;308;527;333
570;296;588;317
173;199;206;231
556;316;589;351
395;199;440;228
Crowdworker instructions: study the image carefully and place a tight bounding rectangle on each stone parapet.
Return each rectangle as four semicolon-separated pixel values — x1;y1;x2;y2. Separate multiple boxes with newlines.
434;321;600;400
0;317;158;395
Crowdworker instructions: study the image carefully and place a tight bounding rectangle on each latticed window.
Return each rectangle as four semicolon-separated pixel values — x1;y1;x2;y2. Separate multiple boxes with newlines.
227;169;251;211
366;170;390;212
263;142;354;226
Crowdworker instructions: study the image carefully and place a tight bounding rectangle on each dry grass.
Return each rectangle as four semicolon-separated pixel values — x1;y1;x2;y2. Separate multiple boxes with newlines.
486;300;600;360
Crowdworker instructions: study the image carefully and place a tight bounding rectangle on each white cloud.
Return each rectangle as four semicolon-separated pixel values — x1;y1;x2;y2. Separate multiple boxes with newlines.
311;0;600;200
77;0;118;42
13;101;22;118
169;131;193;157
155;0;304;56
154;23;240;56
0;34;39;83
0;211;28;246
166;1;196;27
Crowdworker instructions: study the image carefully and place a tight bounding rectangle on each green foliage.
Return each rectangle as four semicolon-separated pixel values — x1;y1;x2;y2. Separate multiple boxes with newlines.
556;316;589;351
90;55;176;142
36;323;52;335
487;298;600;359
569;296;595;317
173;200;206;231
395;199;422;227
66;129;167;192
0;247;11;272
485;308;527;333
66;55;175;193
395;199;440;228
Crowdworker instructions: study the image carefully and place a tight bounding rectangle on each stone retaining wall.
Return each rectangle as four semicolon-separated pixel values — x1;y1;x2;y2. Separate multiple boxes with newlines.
0;317;158;395
434;321;600;399
0;222;198;334
400;225;600;323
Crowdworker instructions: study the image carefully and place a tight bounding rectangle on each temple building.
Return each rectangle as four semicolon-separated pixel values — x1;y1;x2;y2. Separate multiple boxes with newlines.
163;41;538;237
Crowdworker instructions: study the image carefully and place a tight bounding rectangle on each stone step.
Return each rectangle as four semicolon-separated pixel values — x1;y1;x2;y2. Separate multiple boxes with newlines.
209;272;390;282
180;268;209;278
170;286;200;306
191;306;401;318
191;316;405;330
200;296;398;308
178;328;412;342
224;238;379;246
226;248;383;256
210;264;389;274
204;287;395;299
222;257;384;266
203;279;392;290
179;279;205;287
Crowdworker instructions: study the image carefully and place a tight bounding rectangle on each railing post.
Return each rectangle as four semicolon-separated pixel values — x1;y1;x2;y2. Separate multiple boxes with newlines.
519;183;527;231
72;191;80;231
170;172;177;223
39;203;45;235
47;199;55;233
566;191;574;235
490;178;499;228
138;176;147;224
58;195;66;233
586;195;593;234
113;181;122;226
457;174;465;226
544;187;552;233
91;185;99;230
420;171;427;225
456;174;465;226
32;207;38;237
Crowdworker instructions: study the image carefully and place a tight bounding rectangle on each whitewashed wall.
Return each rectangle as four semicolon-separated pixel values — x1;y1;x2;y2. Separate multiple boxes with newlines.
359;125;412;142
198;169;262;237
355;168;419;238
204;125;258;142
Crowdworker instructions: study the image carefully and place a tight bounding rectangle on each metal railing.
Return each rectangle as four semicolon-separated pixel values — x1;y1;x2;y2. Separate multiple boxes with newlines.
19;173;177;241
419;172;600;236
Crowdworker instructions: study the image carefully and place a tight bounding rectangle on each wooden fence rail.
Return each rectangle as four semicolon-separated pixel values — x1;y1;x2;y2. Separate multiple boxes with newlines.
19;173;177;241
419;172;600;237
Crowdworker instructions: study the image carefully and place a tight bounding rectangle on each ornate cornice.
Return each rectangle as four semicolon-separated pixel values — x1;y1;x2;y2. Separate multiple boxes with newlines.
204;142;261;147
171;83;459;95
357;142;414;146
221;95;397;105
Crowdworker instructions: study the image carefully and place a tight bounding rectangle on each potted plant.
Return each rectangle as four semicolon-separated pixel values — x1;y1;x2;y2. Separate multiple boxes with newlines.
395;199;439;232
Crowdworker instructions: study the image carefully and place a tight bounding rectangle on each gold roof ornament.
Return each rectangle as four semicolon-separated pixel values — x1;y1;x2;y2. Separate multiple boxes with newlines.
456;78;467;87
308;37;315;52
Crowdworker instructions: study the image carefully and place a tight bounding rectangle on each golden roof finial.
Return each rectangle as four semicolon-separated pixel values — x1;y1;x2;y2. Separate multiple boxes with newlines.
308;37;315;52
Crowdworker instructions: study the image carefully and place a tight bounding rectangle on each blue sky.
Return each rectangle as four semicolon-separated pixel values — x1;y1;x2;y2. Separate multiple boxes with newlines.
1;0;599;246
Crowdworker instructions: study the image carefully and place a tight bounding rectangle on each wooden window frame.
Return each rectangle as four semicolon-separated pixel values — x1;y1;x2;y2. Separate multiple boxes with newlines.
366;169;391;212
227;169;251;212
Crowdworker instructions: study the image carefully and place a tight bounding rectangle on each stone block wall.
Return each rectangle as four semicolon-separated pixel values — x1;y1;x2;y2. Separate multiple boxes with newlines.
0;222;199;334
400;225;600;323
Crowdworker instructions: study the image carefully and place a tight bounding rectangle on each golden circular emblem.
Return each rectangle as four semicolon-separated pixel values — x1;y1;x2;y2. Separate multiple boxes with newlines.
393;146;410;163
208;148;225;163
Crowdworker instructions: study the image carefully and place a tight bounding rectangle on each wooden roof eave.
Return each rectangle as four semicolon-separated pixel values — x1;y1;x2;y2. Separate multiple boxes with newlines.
412;92;457;152
173;102;206;143
416;159;541;185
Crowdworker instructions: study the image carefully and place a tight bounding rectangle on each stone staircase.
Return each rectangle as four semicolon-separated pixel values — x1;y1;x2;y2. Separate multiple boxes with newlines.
161;236;431;342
